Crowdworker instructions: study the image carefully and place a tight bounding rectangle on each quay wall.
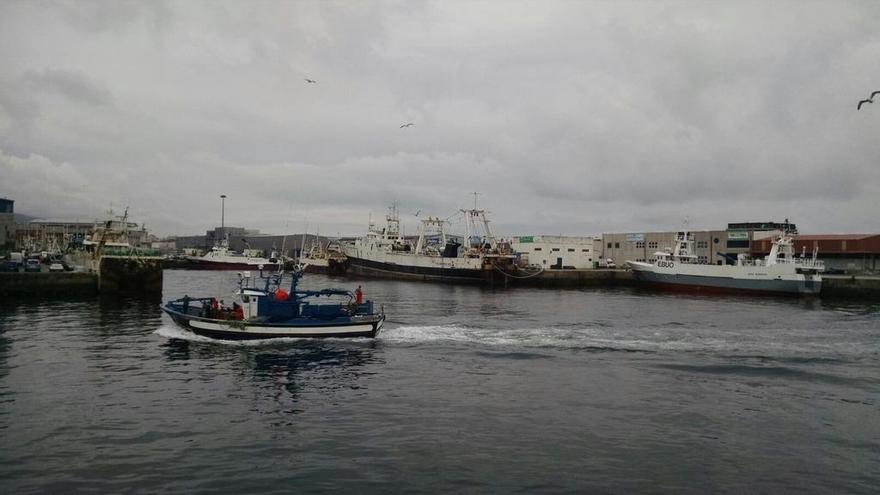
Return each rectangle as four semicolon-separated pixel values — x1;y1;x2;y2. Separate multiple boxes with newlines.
98;257;163;295
507;268;634;287
821;275;880;299
0;272;98;296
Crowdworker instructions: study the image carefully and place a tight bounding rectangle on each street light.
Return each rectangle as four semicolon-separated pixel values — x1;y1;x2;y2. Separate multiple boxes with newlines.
220;194;227;230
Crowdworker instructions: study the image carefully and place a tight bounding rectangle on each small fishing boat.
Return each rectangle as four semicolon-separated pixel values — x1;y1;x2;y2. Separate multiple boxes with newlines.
161;268;385;340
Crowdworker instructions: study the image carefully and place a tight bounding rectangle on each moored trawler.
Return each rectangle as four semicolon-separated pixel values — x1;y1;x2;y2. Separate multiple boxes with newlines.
627;228;824;295
186;238;281;271
298;238;349;275
343;203;517;282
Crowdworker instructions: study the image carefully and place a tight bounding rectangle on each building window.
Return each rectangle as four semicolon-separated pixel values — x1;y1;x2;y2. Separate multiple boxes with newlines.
582;249;589;252
567;248;575;252
727;240;749;249
607;242;612;249
534;247;542;251
614;242;620;249
635;241;645;248
648;241;658;249
713;238;719;244
552;248;560;252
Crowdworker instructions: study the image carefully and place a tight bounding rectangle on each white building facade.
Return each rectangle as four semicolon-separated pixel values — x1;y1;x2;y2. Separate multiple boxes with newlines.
511;235;597;269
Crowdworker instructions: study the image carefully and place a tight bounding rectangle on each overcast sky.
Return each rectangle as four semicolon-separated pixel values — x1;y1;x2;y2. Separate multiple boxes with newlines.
1;1;878;237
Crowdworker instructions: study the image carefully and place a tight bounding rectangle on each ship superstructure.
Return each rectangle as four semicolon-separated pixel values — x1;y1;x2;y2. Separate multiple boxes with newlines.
343;202;516;282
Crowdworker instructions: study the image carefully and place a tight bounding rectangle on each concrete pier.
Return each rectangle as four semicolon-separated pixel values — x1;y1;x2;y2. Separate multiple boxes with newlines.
98;256;163;294
0;256;163;297
821;275;880;299
504;268;634;288
0;272;98;296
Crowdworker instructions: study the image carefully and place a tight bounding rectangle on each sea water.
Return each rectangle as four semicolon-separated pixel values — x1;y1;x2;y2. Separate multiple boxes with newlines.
1;270;878;492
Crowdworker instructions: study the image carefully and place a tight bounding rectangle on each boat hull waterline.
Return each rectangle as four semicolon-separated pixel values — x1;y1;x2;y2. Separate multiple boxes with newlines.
630;268;821;295
346;255;488;282
163;306;385;340
185;260;282;271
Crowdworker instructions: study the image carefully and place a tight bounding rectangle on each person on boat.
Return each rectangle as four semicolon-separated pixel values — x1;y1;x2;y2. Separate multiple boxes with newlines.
210;298;219;318
354;285;363;305
231;302;244;320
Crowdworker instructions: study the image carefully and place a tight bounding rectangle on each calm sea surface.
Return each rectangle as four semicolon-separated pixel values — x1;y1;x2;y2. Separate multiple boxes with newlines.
1;270;878;493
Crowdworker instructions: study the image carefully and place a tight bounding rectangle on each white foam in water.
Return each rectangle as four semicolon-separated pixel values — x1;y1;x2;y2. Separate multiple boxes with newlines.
377;324;859;357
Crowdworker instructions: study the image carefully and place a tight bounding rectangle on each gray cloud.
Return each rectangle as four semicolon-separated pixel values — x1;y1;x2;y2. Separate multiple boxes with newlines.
24;69;113;106
0;0;878;237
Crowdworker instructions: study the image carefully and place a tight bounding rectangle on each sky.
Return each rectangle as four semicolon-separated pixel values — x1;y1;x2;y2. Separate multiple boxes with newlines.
1;0;879;238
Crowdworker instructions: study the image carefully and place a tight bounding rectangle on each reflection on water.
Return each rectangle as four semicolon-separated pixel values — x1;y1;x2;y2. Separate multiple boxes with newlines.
0;270;877;493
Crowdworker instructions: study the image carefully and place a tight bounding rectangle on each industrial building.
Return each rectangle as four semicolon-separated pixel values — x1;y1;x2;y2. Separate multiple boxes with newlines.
751;234;880;274
15;219;96;253
601;222;798;268
0;198;13;253
511;235;599;269
173;228;324;259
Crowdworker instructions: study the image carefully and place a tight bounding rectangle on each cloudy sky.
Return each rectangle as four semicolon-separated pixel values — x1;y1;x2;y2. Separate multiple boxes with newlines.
1;1;878;237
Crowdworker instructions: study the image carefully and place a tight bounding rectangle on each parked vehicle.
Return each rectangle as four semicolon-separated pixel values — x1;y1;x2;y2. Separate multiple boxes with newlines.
24;259;42;272
8;252;23;268
1;260;19;272
49;262;65;272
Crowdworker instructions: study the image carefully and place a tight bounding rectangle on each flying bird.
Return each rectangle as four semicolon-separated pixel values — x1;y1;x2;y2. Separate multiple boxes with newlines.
400;122;415;128
413;209;421;217
871;90;880;99
304;78;317;84
858;98;873;110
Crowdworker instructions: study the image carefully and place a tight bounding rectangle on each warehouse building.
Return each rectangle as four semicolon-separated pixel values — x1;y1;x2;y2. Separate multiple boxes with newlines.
511;235;599;269
751;234;880;274
601;221;797;268
0;198;13;254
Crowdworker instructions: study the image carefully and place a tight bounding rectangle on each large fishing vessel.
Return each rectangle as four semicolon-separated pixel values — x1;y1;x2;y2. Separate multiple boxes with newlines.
626;228;824;295
343;203;516;282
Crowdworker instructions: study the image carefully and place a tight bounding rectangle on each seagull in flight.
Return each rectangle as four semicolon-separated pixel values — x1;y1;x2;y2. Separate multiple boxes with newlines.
413;209;421;217
400;122;415;128
858;98;873;110
304;78;317;84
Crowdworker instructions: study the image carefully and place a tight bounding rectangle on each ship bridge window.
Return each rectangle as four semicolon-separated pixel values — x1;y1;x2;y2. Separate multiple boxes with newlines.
241;295;250;303
567;248;575;252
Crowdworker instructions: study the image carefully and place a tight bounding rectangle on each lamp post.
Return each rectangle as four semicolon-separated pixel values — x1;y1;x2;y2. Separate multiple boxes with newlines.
220;194;227;231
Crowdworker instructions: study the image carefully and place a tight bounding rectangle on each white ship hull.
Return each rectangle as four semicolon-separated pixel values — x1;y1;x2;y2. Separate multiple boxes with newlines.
628;261;822;295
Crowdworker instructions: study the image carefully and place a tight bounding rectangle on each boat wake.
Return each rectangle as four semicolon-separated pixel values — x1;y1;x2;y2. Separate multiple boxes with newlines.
378;324;869;359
